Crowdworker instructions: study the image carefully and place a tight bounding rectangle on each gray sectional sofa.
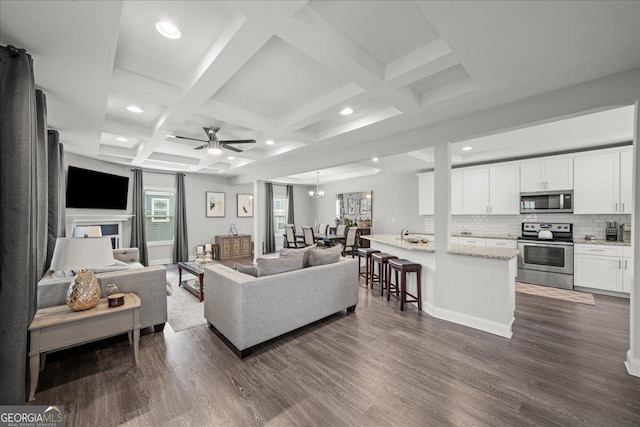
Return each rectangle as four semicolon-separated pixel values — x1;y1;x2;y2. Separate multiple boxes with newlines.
37;248;168;331
204;257;359;357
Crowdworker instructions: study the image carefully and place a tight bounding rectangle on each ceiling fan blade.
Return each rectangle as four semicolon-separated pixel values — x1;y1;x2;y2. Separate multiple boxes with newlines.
173;135;210;143
220;139;256;144
194;143;208;150
221;144;243;153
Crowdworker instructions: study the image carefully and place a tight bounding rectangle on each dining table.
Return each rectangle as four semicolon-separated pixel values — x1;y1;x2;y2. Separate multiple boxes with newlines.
291;232;346;247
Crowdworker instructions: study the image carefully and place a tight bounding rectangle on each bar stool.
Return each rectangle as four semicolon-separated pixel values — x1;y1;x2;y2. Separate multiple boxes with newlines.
387;259;422;311
357;248;380;288
370;252;398;296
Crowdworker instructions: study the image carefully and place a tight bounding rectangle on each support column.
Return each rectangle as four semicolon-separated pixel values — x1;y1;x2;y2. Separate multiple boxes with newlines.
627;99;640;377
253;180;265;261
432;141;452;313
433;141;452;253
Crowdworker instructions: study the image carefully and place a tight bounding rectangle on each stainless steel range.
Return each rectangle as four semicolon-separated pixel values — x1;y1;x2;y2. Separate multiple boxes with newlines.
517;223;574;290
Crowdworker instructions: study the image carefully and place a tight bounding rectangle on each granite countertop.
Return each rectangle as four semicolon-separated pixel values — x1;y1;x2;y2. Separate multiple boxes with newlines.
417;232;519;240
447;244;519;260
362;234;518;259
452;233;519;240
361;234;435;253
573;239;632;247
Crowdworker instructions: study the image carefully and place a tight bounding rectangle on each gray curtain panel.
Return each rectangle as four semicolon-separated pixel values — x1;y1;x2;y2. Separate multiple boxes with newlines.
173;173;189;262
265;182;276;253
0;45;40;403
46;130;64;269
35;90;48;279
286;184;295;226
130;168;149;266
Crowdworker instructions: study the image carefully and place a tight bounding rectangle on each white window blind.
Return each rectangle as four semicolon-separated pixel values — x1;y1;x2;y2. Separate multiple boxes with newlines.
145;190;175;242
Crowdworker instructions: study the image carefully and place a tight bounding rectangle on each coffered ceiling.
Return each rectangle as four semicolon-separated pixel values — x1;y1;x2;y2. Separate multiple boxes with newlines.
1;1;639;184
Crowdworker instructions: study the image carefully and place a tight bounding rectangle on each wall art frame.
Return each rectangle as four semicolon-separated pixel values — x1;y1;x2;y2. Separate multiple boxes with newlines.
206;191;225;217
237;193;254;218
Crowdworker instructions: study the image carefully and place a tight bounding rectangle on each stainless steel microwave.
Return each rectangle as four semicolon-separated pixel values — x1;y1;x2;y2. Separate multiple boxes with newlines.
520;191;573;214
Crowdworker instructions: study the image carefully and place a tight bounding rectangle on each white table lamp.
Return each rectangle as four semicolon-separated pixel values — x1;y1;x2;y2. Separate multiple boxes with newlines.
50;237;114;311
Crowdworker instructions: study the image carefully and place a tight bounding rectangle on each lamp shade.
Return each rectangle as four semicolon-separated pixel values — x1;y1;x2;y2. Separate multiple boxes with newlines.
50;237;114;271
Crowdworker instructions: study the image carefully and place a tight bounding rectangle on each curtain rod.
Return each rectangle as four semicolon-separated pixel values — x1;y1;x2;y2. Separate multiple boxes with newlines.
2;45;27;57
131;168;184;176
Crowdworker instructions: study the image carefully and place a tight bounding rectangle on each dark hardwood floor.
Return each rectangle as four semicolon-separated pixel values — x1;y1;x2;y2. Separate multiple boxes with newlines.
31;274;640;426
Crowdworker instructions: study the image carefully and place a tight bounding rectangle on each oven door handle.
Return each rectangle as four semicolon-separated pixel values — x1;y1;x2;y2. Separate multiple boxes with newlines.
518;242;573;248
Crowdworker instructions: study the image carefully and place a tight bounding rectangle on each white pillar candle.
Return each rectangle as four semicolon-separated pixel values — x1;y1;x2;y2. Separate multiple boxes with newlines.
197;245;203;253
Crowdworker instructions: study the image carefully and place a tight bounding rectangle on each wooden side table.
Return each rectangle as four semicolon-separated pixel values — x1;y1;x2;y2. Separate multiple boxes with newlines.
28;293;141;401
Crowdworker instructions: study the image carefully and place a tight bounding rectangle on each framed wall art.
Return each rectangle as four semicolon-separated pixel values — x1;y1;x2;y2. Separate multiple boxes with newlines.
206;192;225;217
237;193;253;218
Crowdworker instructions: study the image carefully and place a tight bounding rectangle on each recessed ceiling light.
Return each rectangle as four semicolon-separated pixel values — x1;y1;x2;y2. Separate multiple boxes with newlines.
208;147;223;155
462;146;473;151
227;156;235;160
115;137;128;142
372;157;379;162
265;139;275;145
126;105;144;113
155;21;181;39
340;107;353;116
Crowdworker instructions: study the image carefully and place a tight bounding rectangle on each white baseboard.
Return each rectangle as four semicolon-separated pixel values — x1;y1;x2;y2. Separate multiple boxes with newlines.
427;305;513;339
625;350;640;377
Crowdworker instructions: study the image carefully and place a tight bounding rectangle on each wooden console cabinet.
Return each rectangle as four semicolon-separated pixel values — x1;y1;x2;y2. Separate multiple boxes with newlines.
216;234;252;259
357;228;371;248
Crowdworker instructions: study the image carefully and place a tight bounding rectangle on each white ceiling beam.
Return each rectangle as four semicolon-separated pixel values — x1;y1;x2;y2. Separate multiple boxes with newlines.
229;67;640;184
198;100;278;134
111;68;181;105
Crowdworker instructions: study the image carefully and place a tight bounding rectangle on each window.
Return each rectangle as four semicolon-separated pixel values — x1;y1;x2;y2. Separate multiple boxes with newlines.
273;196;287;235
145;190;175;243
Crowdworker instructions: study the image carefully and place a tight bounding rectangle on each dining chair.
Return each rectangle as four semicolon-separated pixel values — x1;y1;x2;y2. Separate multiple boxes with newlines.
317;223;329;235
342;227;358;257
336;224;346;236
302;226;316;247
285;225;305;248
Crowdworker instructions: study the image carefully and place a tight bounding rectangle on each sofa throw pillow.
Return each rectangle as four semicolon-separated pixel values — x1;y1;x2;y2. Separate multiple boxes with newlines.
237;264;258;277
256;251;304;277
279;244;316;268
308;244;343;267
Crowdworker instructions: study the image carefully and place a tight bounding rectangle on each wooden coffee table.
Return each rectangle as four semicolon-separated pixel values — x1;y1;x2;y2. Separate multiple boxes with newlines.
178;261;205;301
28;293;141;401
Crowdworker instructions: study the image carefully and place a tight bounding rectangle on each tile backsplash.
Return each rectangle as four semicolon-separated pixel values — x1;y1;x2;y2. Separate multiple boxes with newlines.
422;214;631;240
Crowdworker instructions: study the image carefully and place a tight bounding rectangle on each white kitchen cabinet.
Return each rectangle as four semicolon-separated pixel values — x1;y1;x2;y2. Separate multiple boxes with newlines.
520;157;573;192
620;149;633;214
417;172;434;215
451;170;463;215
574;244;631;293
459;164;519;215
457;237;486;246
489;164;520;214
450;236;459;244
574;152;620;214
462;168;490;214
485;239;517;249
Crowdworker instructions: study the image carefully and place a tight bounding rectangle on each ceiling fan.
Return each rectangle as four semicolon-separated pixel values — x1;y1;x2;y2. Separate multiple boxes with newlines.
170;126;256;155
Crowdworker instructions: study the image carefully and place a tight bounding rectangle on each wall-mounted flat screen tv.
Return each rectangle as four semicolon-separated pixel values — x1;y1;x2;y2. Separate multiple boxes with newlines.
66;166;129;210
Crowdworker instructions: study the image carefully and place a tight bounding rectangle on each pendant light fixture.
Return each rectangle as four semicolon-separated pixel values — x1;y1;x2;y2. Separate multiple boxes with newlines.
309;172;325;199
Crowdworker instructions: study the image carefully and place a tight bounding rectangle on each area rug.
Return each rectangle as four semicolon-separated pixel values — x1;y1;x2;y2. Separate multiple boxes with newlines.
166;272;207;332
515;282;596;306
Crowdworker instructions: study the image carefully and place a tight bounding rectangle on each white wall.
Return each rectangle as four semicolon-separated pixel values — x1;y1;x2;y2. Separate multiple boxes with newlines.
312;172;423;234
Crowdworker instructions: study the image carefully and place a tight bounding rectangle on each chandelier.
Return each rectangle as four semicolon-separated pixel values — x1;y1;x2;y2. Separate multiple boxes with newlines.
309;172;324;199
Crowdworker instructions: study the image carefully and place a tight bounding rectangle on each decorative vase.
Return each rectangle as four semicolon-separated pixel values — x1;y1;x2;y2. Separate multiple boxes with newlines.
66;269;101;311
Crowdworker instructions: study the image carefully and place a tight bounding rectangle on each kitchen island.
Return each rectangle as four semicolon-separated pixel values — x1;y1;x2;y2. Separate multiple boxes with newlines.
362;234;518;338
